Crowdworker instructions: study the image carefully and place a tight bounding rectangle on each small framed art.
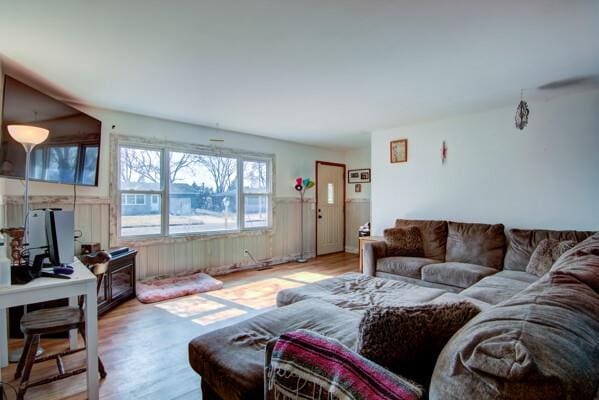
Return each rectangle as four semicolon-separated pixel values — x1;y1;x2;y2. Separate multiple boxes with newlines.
348;168;371;183
354;183;362;193
390;139;408;163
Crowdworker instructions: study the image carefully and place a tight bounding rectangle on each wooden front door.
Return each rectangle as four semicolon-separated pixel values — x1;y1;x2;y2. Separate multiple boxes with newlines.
316;161;345;255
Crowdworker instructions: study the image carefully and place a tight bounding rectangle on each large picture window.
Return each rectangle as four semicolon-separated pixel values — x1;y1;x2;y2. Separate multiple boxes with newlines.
116;139;272;239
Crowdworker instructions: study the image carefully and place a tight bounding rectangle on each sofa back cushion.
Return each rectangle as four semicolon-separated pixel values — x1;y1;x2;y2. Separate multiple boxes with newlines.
429;236;599;400
445;221;505;269
525;238;577;277
551;233;599;293
395;219;448;261
384;226;425;257
504;228;594;271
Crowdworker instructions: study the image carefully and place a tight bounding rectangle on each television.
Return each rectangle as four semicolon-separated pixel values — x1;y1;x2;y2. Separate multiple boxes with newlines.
1;75;101;186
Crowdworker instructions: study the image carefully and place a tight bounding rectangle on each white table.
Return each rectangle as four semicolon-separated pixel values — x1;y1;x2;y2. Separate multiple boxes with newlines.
0;260;99;400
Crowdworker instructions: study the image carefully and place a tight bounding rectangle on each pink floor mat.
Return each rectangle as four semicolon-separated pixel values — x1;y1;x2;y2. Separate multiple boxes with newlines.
136;271;223;304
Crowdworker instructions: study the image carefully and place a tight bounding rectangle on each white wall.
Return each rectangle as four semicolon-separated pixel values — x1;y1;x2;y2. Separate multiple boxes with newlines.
371;89;599;235
345;146;371;200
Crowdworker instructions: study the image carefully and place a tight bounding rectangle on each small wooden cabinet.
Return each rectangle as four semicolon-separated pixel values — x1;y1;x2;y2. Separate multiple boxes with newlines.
358;236;383;273
98;249;137;316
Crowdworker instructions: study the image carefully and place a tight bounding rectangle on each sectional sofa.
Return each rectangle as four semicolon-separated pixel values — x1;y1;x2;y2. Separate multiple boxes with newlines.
188;221;599;400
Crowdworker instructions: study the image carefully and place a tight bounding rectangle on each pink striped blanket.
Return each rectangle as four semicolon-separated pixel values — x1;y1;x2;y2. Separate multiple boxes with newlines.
267;330;422;400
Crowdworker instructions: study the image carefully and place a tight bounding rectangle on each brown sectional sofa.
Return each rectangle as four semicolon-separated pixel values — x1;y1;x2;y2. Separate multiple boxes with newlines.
188;223;598;400
364;219;594;293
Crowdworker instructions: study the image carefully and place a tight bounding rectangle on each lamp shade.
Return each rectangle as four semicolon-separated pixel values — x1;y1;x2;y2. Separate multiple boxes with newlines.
7;125;49;146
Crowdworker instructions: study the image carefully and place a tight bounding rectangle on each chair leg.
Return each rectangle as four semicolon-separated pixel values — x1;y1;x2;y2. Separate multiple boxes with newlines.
17;334;40;400
99;356;107;379
80;325;107;379
14;334;33;379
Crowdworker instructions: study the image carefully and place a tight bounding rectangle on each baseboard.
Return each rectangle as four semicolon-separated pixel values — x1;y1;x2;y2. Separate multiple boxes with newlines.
203;251;316;277
345;246;359;254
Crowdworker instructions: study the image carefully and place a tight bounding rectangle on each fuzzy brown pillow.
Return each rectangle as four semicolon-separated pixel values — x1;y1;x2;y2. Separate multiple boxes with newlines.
526;238;577;277
357;302;480;385
384;226;425;257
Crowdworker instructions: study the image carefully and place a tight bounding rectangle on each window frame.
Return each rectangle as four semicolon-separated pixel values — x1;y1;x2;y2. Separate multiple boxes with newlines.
29;143;100;186
112;134;274;244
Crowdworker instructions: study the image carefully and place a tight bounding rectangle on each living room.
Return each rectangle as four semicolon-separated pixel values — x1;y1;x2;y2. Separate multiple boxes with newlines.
0;1;598;400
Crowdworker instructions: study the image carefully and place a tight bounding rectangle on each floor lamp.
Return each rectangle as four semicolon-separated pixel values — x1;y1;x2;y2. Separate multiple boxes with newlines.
7;125;49;242
294;177;314;263
6;125;49;363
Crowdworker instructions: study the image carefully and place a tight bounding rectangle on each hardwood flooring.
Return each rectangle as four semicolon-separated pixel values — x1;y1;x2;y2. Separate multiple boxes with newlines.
1;252;359;400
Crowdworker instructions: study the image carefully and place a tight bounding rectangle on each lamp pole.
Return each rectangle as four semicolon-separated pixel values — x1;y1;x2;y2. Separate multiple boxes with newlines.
22;143;33;243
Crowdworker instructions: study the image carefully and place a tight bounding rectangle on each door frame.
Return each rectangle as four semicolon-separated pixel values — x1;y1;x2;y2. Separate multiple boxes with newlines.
315;161;346;256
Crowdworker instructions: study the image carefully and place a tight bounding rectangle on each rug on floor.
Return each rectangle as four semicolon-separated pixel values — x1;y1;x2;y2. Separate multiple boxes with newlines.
136;271;224;304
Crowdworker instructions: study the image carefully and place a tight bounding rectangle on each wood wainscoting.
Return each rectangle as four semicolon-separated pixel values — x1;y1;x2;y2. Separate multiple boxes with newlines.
1;196;368;281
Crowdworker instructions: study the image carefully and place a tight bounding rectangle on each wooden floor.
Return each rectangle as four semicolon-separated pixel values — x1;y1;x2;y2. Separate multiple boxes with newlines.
1;252;358;400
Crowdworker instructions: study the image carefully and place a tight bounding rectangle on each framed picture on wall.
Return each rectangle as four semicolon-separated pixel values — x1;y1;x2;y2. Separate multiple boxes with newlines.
355;183;362;193
390;139;408;163
348;168;371;183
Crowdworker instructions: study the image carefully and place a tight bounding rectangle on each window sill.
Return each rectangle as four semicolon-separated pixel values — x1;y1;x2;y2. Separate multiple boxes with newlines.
112;227;273;248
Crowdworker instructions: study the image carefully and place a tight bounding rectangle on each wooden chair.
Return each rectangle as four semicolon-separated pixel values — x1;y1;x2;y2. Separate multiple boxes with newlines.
14;252;111;400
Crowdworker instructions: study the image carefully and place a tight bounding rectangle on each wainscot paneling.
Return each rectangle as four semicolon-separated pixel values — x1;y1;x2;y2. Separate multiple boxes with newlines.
345;199;371;253
2;196;366;279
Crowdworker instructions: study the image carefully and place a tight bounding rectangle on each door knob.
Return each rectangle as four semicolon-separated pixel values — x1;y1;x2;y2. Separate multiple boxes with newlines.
318;215;323;219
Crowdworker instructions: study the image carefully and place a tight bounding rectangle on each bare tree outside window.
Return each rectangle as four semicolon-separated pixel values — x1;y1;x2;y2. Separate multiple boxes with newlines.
199;155;236;193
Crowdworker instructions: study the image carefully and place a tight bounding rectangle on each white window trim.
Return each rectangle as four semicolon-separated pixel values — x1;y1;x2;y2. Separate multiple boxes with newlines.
110;134;275;246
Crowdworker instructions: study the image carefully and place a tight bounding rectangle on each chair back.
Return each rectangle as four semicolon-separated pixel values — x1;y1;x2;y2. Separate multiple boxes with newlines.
79;251;112;309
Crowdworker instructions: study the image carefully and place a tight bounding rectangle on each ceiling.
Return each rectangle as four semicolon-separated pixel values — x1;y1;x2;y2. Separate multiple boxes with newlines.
0;0;598;149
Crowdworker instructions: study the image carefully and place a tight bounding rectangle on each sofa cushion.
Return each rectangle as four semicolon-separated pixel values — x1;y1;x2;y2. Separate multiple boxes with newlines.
188;299;361;400
384;226;425;257
431;292;491;311
357;302;480;385
276;272;447;311
493;269;538;284
377;256;440;279
525;238;576;277
375;272;463;293
421;262;497;289
395;219;448;261
430;272;599;400
459;274;532;305
504;228;594;271
446;221;505;269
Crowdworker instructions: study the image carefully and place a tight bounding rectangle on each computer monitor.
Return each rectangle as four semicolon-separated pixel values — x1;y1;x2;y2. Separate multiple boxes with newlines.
45;210;75;267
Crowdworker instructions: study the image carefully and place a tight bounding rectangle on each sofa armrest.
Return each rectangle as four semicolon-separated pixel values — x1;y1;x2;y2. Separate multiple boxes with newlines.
363;240;387;276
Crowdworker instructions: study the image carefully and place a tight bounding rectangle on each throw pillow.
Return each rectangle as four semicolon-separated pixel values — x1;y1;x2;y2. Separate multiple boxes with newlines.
526;238;577;277
357;302;480;385
384;226;425;257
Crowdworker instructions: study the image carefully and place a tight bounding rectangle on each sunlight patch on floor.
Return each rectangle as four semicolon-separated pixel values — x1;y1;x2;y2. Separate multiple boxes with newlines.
209;278;305;309
192;308;247;326
283;271;330;283
153;296;225;317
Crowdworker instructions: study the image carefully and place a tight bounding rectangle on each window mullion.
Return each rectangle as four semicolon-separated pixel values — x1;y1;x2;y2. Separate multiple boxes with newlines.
163;148;170;237
238;157;244;229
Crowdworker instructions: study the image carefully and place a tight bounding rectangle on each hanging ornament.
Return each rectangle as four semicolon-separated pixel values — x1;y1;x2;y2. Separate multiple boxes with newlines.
515;89;530;130
441;141;448;164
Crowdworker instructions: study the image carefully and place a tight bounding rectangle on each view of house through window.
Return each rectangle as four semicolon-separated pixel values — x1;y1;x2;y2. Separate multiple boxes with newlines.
117;143;272;238
119;147;162;236
169;152;238;234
